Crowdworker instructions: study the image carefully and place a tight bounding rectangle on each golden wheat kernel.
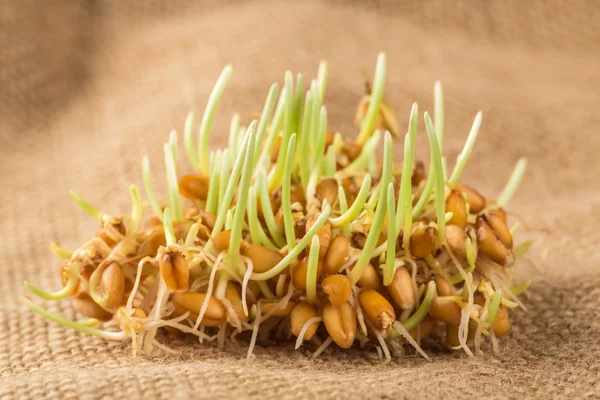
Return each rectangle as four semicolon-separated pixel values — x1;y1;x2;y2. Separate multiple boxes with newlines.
359;289;396;330
214;230;232;250
292;258;323;291
197;210;217;231
386;266;414;309
434;276;455;297
409;315;437;341
489;207;507;224
100;262;125;308
225;282;248;323
475;216;510;264
72;295;112;321
246;280;262;303
354;263;381;290
491;305;511;337
429;296;466;325
322;302;356;349
178;174;210;200
484;212;513;249
410;226;437;258
159;251;189;293
290;184;307;207
290;302;320;340
445;324;461;348
316;178;339;208
138;226;167;255
172;292;226;326
242;244;284;273
324;235;350;276
260;300;297;317
445;225;469;259
455;183;486;214
292;258;309;291
321;274;352;306
446;189;468;227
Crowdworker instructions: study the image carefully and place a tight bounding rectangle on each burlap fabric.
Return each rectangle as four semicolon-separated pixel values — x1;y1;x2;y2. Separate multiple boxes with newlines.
1;1;599;398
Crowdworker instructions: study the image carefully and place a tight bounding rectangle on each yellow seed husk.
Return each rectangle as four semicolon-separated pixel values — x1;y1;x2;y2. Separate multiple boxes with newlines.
242;244;284;273
100;262;125;308
322;302;356;349
455;183;486;214
172;292;226;326
159;251;189;293
429;296;466;325
446;189;468;227
359;289;396;331
178;174;210;200
290;302;320;340
387;266;415;309
324;235;350;276
321;274;352;306
410;226;437;258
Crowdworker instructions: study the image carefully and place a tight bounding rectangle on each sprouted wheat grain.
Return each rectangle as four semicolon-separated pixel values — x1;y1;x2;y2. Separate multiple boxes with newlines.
23;52;536;361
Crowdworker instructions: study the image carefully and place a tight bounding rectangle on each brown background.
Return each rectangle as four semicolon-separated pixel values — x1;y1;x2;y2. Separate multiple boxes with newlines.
1;1;599;398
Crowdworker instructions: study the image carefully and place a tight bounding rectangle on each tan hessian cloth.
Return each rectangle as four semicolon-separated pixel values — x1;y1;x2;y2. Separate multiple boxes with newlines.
1;1;599;398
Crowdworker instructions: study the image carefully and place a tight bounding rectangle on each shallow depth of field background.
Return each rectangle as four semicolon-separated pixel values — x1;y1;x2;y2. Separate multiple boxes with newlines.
1;1;599;398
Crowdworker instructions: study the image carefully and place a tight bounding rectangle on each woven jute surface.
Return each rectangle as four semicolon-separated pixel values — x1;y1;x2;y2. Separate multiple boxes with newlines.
1;1;600;398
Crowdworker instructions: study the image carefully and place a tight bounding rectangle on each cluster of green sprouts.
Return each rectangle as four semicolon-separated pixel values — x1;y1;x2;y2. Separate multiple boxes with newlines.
22;52;533;363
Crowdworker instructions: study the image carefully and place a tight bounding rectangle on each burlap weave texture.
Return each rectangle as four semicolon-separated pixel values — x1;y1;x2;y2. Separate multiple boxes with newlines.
1;1;599;398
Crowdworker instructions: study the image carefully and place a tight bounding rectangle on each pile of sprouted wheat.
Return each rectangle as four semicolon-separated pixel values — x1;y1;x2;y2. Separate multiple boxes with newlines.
23;53;533;363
